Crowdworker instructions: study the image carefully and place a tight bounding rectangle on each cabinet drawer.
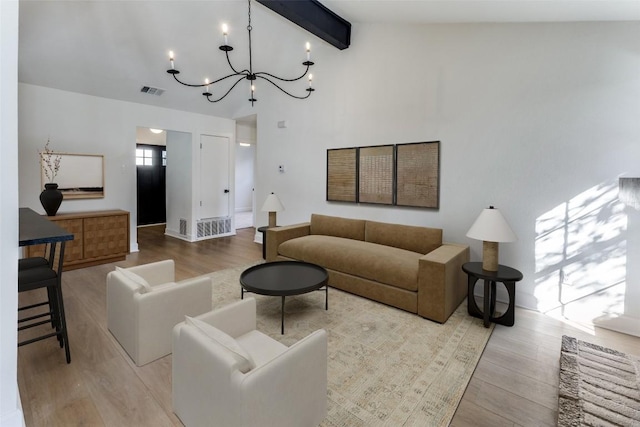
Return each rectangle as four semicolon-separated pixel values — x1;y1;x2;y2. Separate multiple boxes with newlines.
83;214;129;259
55;218;84;261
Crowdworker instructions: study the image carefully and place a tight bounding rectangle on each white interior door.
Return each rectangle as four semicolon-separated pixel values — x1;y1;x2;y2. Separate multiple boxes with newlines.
200;134;230;218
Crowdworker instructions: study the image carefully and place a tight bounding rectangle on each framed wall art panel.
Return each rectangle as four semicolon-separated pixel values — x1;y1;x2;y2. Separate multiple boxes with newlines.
358;145;394;205
41;152;105;199
395;141;440;208
326;147;358;202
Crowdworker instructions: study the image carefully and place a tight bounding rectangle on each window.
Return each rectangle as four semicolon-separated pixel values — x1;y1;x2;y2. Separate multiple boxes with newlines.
136;149;154;166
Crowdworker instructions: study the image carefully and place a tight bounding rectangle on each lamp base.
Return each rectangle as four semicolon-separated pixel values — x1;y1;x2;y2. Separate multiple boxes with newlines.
268;212;277;228
482;241;499;271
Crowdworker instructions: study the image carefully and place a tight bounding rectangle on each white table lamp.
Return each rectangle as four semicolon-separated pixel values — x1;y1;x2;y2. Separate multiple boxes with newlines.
466;206;517;271
261;192;285;228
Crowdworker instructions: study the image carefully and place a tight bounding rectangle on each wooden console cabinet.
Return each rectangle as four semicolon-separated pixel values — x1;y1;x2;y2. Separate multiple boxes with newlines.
27;210;130;270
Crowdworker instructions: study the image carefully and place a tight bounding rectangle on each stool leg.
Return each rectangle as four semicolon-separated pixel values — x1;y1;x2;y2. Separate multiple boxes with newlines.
46;285;63;346
47;286;62;336
55;242;71;363
54;282;71;363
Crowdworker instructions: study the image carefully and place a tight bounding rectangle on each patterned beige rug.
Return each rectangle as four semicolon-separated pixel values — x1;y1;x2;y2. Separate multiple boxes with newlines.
558;335;640;427
205;264;494;427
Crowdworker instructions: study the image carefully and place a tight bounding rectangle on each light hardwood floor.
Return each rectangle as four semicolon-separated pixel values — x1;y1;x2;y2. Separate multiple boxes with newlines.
17;226;640;426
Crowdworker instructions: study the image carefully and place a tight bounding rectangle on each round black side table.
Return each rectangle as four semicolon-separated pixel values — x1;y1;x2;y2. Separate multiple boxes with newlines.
462;262;523;328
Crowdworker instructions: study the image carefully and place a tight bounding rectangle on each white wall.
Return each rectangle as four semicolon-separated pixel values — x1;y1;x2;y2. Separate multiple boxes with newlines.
237;22;640;330
165;130;192;240
1;1;24;425
18;84;235;251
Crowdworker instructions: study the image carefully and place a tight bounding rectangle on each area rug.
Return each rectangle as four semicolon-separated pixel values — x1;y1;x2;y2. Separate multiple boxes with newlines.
204;264;494;427
558;335;640;427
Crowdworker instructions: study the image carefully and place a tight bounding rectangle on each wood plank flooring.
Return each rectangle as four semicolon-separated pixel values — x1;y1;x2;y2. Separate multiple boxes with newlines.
17;225;640;426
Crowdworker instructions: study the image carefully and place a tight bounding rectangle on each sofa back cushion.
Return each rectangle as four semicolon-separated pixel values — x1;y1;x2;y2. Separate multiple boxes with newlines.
365;220;442;254
310;214;365;241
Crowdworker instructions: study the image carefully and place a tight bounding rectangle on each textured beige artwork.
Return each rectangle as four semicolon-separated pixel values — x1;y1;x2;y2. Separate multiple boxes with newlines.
358;145;394;205
327;148;357;202
396;142;439;208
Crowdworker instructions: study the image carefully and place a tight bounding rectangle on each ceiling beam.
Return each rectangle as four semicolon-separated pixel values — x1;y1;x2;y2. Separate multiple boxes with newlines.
256;0;351;50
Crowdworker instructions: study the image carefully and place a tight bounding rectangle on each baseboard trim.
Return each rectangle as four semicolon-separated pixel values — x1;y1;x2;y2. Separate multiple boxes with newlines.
165;229;194;242
593;314;640;337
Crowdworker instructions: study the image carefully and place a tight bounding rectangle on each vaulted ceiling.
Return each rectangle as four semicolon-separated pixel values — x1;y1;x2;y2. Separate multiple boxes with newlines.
18;1;640;118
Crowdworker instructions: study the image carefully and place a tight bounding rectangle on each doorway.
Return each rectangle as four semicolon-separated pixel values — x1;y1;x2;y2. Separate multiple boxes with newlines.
235;114;257;229
136;127;167;226
136;144;166;226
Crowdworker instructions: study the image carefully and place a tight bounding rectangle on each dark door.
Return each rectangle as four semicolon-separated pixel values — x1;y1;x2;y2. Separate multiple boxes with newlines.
136;144;166;226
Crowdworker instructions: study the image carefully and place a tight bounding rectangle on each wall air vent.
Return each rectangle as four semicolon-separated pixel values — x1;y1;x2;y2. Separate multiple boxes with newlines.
140;86;165;96
179;218;188;236
196;216;232;240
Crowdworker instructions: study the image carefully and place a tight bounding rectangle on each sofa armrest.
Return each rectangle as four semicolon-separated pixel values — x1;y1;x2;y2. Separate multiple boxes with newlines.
265;222;311;262
417;243;470;323
239;329;328;427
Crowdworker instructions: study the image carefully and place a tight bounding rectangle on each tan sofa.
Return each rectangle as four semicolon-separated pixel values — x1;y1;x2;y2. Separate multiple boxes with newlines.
266;214;470;323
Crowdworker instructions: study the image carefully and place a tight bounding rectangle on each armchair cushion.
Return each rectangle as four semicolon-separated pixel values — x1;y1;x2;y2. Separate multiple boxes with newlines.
185;315;255;373
115;266;152;293
235;330;287;367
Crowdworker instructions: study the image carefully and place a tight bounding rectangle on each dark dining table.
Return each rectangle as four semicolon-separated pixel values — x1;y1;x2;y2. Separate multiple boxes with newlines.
18;207;74;363
19;207;74;248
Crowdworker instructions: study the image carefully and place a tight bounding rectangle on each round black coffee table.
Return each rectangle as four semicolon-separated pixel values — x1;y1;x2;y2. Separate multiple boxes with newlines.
240;261;329;334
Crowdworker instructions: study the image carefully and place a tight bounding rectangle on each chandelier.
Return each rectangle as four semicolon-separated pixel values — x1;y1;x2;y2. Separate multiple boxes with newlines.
167;0;315;106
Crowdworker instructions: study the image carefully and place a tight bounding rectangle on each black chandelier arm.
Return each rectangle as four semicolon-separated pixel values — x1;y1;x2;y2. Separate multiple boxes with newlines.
204;76;247;102
170;70;248;88
256;75;313;100
255;63;311;82
223;49;250;76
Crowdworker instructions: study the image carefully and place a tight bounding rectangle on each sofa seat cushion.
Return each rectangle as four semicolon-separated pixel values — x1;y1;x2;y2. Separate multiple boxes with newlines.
278;235;421;291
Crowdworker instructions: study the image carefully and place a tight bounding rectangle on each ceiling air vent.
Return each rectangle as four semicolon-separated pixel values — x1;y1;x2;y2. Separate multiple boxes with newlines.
140;86;165;96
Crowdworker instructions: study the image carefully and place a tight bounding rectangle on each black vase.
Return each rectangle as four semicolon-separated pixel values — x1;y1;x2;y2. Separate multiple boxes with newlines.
40;183;63;216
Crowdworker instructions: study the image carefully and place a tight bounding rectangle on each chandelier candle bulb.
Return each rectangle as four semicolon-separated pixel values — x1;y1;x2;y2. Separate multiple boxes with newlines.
309;74;313;87
222;23;228;45
169;51;174;69
306;42;311;60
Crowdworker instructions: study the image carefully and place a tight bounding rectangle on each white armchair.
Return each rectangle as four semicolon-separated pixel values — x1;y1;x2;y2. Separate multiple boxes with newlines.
172;297;327;427
107;259;212;366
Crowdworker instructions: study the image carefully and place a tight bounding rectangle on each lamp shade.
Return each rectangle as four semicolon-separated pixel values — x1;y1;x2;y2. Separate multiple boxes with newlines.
466;206;517;243
261;192;285;213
